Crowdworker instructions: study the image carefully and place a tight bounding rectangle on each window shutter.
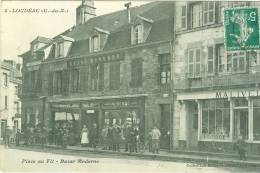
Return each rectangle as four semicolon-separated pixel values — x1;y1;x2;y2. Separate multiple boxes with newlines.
207;46;215;75
36;69;42;92
181;5;187;29
48;72;53;96
89;37;92;53
80;66;88;93
62;70;69;95
131;26;134;45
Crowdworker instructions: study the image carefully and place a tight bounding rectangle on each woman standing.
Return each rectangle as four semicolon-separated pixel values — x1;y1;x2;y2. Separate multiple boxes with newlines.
81;125;89;147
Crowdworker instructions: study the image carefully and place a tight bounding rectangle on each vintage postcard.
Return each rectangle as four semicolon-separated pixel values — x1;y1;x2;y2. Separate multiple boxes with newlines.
0;0;260;172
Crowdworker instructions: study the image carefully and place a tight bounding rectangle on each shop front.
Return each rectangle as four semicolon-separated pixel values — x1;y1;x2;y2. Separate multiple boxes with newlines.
176;88;260;154
48;96;146;146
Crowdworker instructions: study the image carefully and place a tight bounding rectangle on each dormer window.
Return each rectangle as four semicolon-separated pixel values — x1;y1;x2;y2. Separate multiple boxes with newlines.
133;24;143;44
55;42;64;58
90;35;100;52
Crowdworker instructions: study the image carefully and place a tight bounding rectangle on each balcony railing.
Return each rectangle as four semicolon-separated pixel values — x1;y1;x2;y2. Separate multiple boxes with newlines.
174;73;260;91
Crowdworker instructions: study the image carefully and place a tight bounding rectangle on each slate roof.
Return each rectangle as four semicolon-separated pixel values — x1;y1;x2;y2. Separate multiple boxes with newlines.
20;1;175;59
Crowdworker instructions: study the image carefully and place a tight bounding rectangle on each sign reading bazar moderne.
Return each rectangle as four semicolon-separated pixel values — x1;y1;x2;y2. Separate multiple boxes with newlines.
224;7;259;51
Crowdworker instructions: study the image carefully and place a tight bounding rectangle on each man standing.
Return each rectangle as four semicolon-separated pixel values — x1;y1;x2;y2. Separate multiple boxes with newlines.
90;123;98;148
151;126;161;154
4;126;12;148
15;129;22;146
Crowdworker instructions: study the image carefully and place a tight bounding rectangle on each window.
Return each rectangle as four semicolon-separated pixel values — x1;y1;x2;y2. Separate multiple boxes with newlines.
109;61;120;90
203;1;215;25
229;52;246;73
3;72;8;87
188;48;201;78
54;42;64;58
218;1;226;24
217;44;231;74
207;46;215;75
249;51;259;66
182;2;217;30
14;101;20;114
253;99;260;141
201;100;230;140
53;71;63;94
133;24;143;44
30;70;38;90
181;5;187;29
5;96;8;109
71;69;80;92
233;98;248;140
159;54;171;84
15;86;18;95
191;3;203;28
230;1;248;7
91;35;100;52
131;58;143;87
90;63;104;91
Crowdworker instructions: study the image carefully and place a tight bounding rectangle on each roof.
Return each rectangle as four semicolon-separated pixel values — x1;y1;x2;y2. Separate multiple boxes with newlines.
30;36;52;44
21;1;175;59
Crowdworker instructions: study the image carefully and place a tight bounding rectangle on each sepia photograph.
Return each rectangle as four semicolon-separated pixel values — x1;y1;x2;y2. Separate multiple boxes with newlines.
0;0;260;172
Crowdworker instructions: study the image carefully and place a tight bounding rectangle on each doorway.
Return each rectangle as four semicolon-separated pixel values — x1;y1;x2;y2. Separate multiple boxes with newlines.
160;104;171;150
81;110;99;131
187;102;198;149
233;108;248;140
1;120;7;139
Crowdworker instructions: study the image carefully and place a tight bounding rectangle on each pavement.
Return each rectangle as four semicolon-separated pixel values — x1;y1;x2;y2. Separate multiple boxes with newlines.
5;143;260;168
2;145;259;172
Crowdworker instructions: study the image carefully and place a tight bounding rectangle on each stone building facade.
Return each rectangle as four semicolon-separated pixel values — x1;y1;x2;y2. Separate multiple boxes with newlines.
20;1;175;149
173;1;260;154
0;60;22;139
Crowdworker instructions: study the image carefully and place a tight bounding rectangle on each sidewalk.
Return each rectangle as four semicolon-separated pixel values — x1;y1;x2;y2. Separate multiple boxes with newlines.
9;144;260;168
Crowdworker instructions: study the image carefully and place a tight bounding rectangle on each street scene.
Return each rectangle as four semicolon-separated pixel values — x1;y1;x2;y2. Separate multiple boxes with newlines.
1;0;260;172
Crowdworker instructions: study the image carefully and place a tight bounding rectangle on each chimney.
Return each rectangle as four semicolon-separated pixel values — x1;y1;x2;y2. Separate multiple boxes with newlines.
76;0;96;25
124;2;131;24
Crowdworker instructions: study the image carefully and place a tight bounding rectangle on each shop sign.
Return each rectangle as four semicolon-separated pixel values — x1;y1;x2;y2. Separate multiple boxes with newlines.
224;7;259;51
103;101;138;107
52;104;79;109
82;103;99;108
216;89;260;99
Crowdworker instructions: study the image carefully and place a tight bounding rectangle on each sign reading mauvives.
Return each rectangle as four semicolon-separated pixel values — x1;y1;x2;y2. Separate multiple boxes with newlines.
224;7;259;51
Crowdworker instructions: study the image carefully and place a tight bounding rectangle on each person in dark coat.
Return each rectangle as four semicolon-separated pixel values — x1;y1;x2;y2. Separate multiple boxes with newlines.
15;129;22;146
24;125;30;146
4;126;12;148
89;123;98;148
112;122;122;152
234;135;247;160
124;124;132;152
129;126;136;152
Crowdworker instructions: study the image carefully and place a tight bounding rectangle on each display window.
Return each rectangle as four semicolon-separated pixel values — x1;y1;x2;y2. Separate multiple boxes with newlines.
201;99;230;140
252;99;260;141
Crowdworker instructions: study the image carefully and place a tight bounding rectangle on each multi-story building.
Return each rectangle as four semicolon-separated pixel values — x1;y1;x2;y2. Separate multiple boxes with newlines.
0;60;22;140
19;1;175;149
173;1;260;154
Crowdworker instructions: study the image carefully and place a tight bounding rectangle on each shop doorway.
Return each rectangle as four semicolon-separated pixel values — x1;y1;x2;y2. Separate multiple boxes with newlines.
160;104;171;150
1;120;7;139
82;110;99;131
234;108;248;140
187;102;198;149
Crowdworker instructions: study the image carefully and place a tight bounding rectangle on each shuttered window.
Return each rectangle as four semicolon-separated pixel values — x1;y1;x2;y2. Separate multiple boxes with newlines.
188;48;201;78
203;1;215;25
181;5;187;29
207;46;215;75
90;63;104;91
109;61;120;90
71;69;80;93
131;58;143;87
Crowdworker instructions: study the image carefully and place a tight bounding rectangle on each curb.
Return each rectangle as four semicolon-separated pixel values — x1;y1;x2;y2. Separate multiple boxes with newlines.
7;144;260;168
